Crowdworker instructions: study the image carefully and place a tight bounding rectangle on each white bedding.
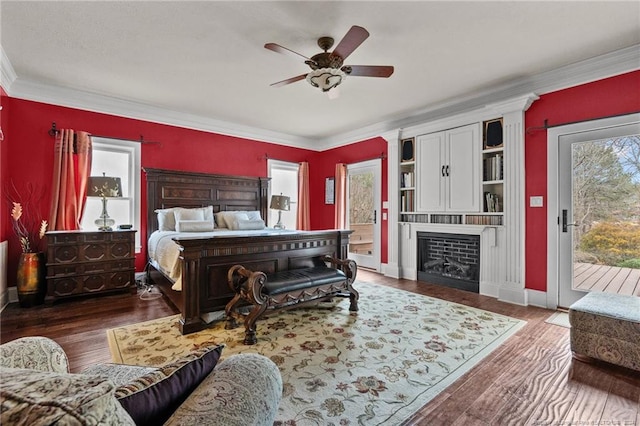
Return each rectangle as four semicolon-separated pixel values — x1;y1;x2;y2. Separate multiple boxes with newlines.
148;228;297;291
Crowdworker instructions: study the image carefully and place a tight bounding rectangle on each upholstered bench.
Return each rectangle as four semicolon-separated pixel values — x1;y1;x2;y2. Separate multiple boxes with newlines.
568;291;640;371
225;255;358;345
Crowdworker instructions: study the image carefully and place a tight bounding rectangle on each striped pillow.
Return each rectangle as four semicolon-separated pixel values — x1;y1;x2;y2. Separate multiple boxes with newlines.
115;345;223;425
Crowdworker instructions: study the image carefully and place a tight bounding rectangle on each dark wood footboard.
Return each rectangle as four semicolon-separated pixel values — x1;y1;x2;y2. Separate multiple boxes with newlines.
174;229;352;334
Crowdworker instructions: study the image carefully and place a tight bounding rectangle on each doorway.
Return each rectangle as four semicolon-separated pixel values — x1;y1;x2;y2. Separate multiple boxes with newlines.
346;159;381;271
547;113;640;309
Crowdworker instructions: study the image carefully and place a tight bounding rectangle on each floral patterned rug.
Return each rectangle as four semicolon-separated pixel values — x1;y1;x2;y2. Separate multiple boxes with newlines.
107;281;526;425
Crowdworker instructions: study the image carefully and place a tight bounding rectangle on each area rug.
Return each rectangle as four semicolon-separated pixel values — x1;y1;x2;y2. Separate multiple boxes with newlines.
545;311;571;328
108;281;526;425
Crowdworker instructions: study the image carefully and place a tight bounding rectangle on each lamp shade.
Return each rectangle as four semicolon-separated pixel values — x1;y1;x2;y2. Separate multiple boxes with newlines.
88;175;122;198
306;68;346;92
270;195;290;211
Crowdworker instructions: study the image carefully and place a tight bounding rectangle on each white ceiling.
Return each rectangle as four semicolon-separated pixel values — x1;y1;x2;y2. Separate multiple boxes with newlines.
2;1;639;149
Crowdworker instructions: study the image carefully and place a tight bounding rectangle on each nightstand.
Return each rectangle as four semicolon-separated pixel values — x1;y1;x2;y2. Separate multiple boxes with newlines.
45;230;136;302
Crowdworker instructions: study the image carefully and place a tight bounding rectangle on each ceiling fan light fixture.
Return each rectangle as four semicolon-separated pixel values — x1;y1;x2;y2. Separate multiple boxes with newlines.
306;68;346;92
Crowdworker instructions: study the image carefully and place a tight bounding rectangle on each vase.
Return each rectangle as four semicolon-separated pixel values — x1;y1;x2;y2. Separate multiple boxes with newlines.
16;252;46;307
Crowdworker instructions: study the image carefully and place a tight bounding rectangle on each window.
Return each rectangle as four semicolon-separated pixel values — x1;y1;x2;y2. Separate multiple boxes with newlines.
267;160;299;230
81;138;141;252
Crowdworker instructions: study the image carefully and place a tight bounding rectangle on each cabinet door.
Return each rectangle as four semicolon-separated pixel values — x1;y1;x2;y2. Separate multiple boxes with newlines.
416;131;446;212
446;123;480;212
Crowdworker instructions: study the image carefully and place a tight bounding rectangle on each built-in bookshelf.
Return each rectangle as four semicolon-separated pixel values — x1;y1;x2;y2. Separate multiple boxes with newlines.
482;118;504;218
397;118;506;226
400;138;415;213
400;213;503;226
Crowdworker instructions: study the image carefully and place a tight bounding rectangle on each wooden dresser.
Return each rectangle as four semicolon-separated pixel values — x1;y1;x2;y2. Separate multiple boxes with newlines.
45;230;136;302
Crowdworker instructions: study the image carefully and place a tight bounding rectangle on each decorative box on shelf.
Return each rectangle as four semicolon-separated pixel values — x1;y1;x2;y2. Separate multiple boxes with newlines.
45;230;136;302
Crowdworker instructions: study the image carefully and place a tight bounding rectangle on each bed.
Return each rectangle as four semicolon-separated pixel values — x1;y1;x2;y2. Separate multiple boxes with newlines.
144;168;352;334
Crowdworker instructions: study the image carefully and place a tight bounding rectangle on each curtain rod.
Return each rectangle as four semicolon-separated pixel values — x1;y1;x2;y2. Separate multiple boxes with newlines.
339;152;387;163
525;111;640;134
262;153;308;162
48;122;161;146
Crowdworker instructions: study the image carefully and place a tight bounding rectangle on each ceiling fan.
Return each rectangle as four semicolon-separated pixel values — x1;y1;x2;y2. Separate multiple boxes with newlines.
265;25;394;95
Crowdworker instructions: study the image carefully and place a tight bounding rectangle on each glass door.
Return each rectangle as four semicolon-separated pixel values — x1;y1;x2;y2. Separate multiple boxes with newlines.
558;129;640;307
347;159;381;271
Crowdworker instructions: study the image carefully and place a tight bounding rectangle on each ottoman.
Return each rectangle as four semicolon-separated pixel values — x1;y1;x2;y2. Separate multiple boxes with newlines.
568;291;640;371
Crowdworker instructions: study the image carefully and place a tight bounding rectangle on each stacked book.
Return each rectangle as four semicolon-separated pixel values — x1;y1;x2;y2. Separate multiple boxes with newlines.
483;154;503;181
401;171;414;188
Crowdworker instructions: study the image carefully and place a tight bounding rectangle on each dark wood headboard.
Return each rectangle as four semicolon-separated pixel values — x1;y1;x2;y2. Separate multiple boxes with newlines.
144;168;270;238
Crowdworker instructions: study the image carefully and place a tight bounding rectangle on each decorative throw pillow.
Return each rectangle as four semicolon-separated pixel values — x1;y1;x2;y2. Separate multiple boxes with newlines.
231;219;266;231
0;367;135;425
155;208;178;232
176;220;215;232
214;211;237;229
174;208;205;222
216;210;262;229
115;345;223;425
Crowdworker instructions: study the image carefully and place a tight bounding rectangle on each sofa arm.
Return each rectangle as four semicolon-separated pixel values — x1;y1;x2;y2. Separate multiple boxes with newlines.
164;353;283;426
82;363;158;387
0;337;69;373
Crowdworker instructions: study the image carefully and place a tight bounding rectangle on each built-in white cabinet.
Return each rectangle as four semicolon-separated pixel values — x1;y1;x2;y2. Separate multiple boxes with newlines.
416;123;480;212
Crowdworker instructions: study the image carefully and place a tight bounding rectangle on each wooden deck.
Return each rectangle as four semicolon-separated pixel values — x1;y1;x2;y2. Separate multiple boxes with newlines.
574;263;640;296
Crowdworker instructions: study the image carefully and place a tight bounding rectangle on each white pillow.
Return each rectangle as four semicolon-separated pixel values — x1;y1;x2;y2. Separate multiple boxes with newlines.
215;211;236;229
176;220;215;232
175;208;205;222
231;219;266;231
155;208;178;231
216;210;262;228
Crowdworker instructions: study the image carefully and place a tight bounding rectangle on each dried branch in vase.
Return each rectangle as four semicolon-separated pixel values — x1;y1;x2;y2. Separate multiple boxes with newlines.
6;182;48;253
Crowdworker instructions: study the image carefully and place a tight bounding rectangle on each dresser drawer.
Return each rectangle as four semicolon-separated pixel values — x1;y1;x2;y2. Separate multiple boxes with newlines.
45;230;136;302
48;277;83;298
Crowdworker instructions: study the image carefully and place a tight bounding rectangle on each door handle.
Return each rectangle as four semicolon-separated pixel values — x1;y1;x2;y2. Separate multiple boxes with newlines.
441;165;445;177
373;210;377;224
562;209;577;232
446;165;450;176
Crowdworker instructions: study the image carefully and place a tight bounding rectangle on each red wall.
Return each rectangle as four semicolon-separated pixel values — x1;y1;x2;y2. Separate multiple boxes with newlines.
3;98;315;280
0;87;8;242
524;70;640;292
311;137;389;264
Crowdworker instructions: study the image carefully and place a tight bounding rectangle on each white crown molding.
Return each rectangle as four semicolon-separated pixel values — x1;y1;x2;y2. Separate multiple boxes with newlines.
2;43;638;151
321;44;640;150
6;76;318;150
0;46;17;90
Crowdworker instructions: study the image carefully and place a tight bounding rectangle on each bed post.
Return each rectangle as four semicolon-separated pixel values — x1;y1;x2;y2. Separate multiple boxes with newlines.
259;177;269;224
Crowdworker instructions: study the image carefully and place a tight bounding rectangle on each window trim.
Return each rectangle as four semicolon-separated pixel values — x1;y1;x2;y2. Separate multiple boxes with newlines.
88;137;142;253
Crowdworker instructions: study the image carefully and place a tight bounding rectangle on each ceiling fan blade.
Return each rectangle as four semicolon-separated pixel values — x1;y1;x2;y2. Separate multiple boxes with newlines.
332;25;369;60
264;43;310;61
343;65;394;78
270;74;308;88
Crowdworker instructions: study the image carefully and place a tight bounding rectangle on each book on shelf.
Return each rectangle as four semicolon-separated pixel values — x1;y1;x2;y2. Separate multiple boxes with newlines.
484;192;501;213
483;154;504;181
401;171;414;188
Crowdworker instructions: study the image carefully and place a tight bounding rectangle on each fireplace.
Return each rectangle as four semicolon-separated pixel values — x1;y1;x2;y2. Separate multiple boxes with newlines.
417;232;480;293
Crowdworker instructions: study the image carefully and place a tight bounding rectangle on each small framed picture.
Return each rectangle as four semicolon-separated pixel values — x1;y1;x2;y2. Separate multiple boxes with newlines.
325;177;335;204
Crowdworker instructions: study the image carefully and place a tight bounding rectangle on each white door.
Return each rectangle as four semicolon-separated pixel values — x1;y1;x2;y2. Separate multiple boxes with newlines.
557;121;640;308
416;131;445;211
447;123;480;212
347;159;381;271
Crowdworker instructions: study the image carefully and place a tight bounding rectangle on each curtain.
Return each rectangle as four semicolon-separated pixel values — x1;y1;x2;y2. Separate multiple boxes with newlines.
334;163;347;229
49;130;92;231
296;162;311;230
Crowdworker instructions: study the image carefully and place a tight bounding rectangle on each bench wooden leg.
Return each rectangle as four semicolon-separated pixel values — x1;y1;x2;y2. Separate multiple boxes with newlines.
244;304;268;345
349;287;359;312
224;293;243;330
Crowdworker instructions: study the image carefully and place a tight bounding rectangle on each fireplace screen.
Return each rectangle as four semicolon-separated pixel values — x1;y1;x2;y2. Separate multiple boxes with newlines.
417;232;480;293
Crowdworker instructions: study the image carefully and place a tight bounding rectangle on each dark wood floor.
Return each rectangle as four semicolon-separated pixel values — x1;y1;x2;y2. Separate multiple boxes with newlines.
2;271;639;425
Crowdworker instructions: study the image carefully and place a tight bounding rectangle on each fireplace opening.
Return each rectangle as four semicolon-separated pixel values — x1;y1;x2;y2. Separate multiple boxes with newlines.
417;232;480;293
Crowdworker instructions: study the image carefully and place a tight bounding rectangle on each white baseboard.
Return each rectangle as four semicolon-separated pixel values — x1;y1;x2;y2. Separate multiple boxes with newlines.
526;289;548;309
498;285;528;306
